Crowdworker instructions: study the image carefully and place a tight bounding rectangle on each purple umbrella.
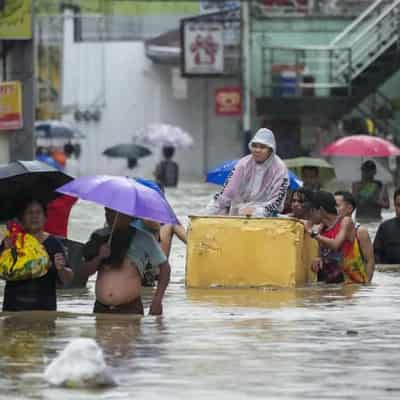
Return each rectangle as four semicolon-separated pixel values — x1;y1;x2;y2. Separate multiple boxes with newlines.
56;175;178;225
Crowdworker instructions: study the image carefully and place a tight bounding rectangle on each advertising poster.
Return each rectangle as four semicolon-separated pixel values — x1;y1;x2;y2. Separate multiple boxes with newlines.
0;81;23;130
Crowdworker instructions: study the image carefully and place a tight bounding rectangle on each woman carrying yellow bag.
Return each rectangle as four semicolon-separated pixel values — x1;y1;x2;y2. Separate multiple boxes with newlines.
1;199;74;312
0;221;50;281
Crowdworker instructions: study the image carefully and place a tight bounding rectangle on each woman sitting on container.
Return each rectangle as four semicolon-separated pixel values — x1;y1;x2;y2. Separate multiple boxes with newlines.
206;128;289;217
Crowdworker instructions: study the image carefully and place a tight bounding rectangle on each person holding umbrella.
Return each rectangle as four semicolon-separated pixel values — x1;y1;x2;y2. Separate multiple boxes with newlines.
1;199;73;312
206;128;289;217
80;207;170;315
58;176;178;315
154;146;179;188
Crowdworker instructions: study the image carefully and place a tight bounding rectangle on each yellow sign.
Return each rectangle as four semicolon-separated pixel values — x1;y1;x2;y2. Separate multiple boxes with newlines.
0;0;32;39
0;81;23;131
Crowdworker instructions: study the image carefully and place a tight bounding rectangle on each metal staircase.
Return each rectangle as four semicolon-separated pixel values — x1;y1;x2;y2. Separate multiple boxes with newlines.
257;0;400;133
330;0;400;93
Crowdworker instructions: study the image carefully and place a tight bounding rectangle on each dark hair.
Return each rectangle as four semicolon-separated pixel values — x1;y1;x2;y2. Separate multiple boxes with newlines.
163;146;175;159
127;157;138;169
311;190;338;215
17;198;47;220
291;188;314;207
334;190;356;211
361;160;376;172
394;188;400;202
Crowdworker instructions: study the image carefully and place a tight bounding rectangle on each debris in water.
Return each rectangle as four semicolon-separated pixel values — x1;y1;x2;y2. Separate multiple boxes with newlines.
346;330;359;336
44;338;116;388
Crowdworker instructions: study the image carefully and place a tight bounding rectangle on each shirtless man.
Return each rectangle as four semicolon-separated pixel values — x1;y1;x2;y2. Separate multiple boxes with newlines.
81;208;170;315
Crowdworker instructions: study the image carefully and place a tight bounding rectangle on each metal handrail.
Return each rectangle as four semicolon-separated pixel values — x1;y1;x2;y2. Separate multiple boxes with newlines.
345;0;400;47
330;0;392;45
332;5;399;80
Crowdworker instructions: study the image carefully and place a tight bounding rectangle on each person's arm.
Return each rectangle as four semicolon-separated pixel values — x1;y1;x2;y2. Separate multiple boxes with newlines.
206;164;243;215
81;242;111;278
312;217;353;251
247;173;289;217
357;227;375;282
373;225;385;264
54;252;74;285
377;183;390;209
149;261;171;316
154;162;162;181
173;224;187;244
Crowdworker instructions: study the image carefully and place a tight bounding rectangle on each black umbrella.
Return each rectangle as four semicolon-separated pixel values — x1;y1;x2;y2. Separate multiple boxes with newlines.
103;144;151;159
35;120;85;139
0;160;74;222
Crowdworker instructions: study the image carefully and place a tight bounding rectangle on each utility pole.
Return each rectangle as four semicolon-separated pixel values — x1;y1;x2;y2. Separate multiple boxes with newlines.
241;1;251;135
8;39;35;161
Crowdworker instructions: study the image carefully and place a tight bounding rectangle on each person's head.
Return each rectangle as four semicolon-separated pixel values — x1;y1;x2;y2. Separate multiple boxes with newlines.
104;208;132;230
361;160;377;181
163;146;175;160
127;158;138;169
248;128;275;164
36;146;45;157
334;190;356;218
290;188;314;219
309;190;338;224
394;188;400;219
301;166;320;188
18;199;47;234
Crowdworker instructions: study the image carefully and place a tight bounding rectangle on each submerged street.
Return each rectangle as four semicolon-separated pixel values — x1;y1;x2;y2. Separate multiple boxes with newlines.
0;183;399;400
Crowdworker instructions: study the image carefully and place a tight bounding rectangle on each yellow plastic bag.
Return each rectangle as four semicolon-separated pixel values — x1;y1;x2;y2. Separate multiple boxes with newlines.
0;229;50;281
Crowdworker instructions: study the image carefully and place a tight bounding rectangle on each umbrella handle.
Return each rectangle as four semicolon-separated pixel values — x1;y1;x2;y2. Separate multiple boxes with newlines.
108;213;119;246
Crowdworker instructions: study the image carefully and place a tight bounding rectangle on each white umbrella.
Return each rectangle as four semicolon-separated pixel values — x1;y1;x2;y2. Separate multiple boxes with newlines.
133;123;193;148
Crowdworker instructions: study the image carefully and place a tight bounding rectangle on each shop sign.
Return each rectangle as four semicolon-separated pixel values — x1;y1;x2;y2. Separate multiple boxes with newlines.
215;87;241;116
0;81;23;130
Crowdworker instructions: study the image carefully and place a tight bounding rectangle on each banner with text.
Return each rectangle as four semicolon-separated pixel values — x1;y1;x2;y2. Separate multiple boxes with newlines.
0;81;23;131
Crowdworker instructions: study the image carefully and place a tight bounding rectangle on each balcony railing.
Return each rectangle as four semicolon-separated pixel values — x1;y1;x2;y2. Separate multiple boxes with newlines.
259;45;352;98
252;0;383;17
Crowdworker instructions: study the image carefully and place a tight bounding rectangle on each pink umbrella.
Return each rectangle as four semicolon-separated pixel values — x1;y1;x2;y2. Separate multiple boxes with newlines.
321;135;400;157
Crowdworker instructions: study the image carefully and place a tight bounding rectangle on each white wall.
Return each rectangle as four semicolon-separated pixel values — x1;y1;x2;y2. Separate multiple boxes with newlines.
62;13;242;180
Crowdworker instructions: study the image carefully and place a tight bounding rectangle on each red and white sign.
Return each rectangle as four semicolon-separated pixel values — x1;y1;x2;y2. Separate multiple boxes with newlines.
215;87;241;116
183;22;224;75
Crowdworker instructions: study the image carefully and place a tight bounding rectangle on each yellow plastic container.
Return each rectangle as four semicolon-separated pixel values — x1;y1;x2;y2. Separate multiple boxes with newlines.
186;216;318;288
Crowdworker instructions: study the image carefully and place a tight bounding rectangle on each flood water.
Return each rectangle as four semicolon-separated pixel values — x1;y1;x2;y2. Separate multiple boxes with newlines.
1;183;400;400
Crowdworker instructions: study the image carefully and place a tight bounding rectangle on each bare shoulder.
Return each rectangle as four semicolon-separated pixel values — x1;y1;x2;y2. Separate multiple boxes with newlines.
357;226;371;240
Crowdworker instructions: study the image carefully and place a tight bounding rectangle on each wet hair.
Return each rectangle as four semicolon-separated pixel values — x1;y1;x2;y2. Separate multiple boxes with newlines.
310;190;338;215
334;190;356;211
291;188;314;208
162;146;175;159
394;188;400;202
17;198;47;220
361;160;376;172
